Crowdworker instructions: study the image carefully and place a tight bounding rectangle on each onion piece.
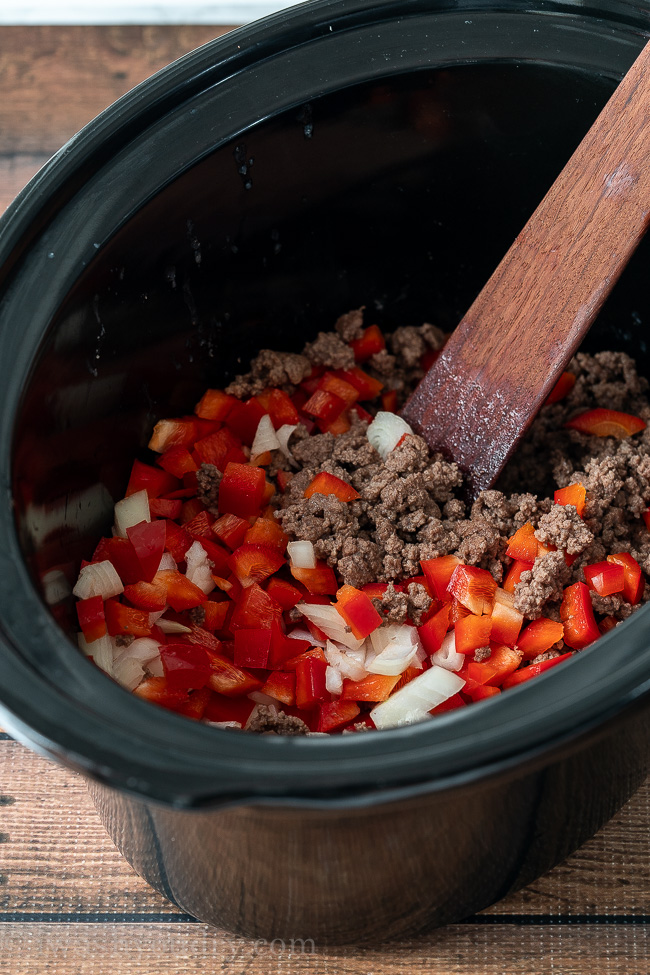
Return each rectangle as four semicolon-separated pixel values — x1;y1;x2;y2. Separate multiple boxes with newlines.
296;602;365;651
276;424;298;460
287;540;316;569
366;624;421;676
248;691;282;706
158;552;177;572
430;631;465;672
114;489;150;538
112;637;161;691
287;626;326;647
78;632;115;676
366;411;414;460
156;619;192;634
370;665;465;729
73;560;124;600
205;720;242;730
325;640;367;681
184;540;216;595
325;665;344;696
251;414;281;456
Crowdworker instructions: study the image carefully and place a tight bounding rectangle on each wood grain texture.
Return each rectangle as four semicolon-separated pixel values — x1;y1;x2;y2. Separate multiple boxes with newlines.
401;38;650;497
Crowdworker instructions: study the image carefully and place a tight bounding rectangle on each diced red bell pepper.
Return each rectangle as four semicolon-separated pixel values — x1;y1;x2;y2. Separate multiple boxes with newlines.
229;582;283;630
489;589;524;646
599;615;618;635
502;559;532;594
194;388;237;422
190;537;230;577
454;613;493;654
268;620;310;669
157;445;199;480
276;470;293;493
205;649;264;697
335;366;384;400
381;389;398;413
430;692;466;714
606;552;645;604
148;417;198;453
260;670;296;706
203;693;256;725
179;498;206;525
318;372;360;408
420;555;462;601
449;598;471;624
302;388;346;424
194;428;247;472
226;397;269;445
501;651;574;688
201;598;230;632
282;646;327;670
126;459;179;499
219;463;267;519
304;471;360;502
560;582;600;649
133;675;190;709
584;560;625;597
516;618;565;658
76;595;107;643
160;642;211;692
255;387;301;428
123;579;168;612
290;561;339;595
545;371;576;405
154;570;205;611
212;512;250;550
265;576;304;610
233;627;272;668
182;510;213;540
349;324;386;362
317;410;351;436
149;498;183;520
362;582;391;600
92;535;143;586
295;654;328;709
466;684;501;702
244;517;288;553
162;519;192;563
228;543;285;588
554;483;587;517
565;408;646;438
340;672;400;702
105;598;153;638
394;665;425;692
447;564;497;615
467;644;522;686
506;523;540;563
418;603;451;654
335;584;383;639
317;700;361;732
126;519;166;582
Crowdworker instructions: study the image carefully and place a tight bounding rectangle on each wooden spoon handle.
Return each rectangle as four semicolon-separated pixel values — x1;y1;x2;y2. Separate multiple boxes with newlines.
401;39;650;499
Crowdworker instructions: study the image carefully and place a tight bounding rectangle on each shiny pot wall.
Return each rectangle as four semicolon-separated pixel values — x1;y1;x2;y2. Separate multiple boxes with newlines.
1;0;650;944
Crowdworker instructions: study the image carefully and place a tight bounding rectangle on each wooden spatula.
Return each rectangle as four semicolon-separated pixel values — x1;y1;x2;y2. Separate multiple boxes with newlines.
401;40;650;501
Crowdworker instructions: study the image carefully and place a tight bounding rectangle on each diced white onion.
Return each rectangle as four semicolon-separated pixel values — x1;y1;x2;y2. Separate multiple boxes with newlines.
148;610;166;623
430;631;465;672
276;424;299;460
370;666;465;729
288;626;326;647
205;720;242;729
158;552;177;572
73;560;124;600
42;569;72;605
147;655;164;676
288;540;316;569
248;691;281;706
325;665;344;696
366;624;421;676
114;489;150;538
325;640;367;680
296;602;365;651
251;414;281;456
184;540;216;595
366;411;414;460
78;632;115;676
156;619;192;634
112;638;161;691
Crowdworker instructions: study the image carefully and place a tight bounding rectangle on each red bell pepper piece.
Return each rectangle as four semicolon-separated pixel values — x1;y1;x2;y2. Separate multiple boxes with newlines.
489;589;524;646
317;410;352;436
229;582;283;630
260;670;296;706
265;576;304;610
161;519;192;563
304;471;360;502
466;684;501;702
317;372;360;408
76;595;107;643
467;644;522;686
516;618;565;658
418;603;451;654
219;463;267;519
203;693;256;725
317;700;361;732
126;519;166;582
447;564;497;615
157;445;199;479
194;388;237;422
295;654;328;709
201;599;230;632
233;627;272;668
584;560;625;597
183;510;214;540
502;559;533;594
268;619;310;669
187;537;229;577
501;651;574;688
244;517;288;553
554;483;587;517
254;387;301;428
335;365;384;400
123;579;168;612
565;408;646;438
420;555;462;601
226;397;269;445
430;692;466;714
193;428;246;471
160;642;211;692
454;613;493;653
349;324;386;362
228;543;285;587
179;498;207;525
560;582;600;649
154;569;205;611
599;615;618;635
125;459;179;499
381;389;398;413
205;649;264;697
105;598;153;638
335;584;383;639
212;513;250;550
506;523;540;563
93;535;143;586
149;498;183;520
290;561;339;595
545;371;576;405
148;417;198;453
302;388;346;424
340;672;400;702
606;552;645;604
133;675;191;709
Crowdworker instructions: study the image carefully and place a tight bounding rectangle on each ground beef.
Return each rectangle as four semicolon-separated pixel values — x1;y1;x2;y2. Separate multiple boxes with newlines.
513;551;570;619
196;463;222;510
187;606;206;626
245;704;309;735
535;505;593;555
226;348;311;397
334;306;365;342
115;633;134;648
473;646;492;662
530;650;563;665
303;331;355;370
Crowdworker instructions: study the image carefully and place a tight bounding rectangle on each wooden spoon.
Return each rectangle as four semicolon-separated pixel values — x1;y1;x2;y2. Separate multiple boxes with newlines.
400;40;650;501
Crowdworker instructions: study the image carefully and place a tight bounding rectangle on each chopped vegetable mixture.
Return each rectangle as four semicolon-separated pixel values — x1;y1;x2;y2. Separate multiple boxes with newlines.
72;309;650;733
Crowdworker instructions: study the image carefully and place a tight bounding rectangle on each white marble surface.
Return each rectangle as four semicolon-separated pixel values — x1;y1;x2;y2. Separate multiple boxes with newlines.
0;0;302;25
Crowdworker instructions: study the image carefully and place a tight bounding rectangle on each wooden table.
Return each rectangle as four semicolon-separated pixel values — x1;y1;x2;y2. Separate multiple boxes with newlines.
0;25;649;975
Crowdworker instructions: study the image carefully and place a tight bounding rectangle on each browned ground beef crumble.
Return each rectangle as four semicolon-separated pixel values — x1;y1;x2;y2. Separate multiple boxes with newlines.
221;310;650;660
